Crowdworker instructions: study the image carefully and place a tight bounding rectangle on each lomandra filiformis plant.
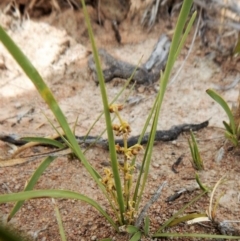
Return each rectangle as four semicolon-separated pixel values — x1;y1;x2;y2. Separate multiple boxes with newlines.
1;0;240;239
102;104;143;224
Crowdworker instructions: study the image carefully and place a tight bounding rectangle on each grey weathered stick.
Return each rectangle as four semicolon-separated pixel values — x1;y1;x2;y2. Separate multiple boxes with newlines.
88;34;170;84
135;181;167;228
144;34;170;71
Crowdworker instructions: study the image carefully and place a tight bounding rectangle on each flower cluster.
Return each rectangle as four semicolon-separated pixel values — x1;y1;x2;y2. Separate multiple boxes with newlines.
112;122;131;136
109;103;124;113
116;143;143;160
101;168;115;192
124;201;136;224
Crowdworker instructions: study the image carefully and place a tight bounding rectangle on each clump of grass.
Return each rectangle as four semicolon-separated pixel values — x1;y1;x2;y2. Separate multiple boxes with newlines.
188;130;204;170
207;89;240;147
0;0;240;240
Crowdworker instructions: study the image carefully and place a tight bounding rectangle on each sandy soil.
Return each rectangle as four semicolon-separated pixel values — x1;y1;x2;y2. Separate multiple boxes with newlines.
0;6;240;241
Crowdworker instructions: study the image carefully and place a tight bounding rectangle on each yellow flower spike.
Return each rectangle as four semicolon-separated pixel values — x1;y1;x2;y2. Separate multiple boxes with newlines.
124;201;136;223
101;168;116;192
109;104;124;113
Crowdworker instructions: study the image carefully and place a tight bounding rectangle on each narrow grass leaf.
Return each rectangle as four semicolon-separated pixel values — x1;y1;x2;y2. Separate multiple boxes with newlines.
135;0;194;209
188;131;204;170
80;0;125;223
206;89;236;134
233;33;240;55
21;137;65;148
84;58;140;140
153;232;240;239
174;11;197;61
195;173;209;192
223;121;233;134
7;156;56;221
0;25;107;205
168;213;208;227
132;93;158;204
0;189;118;231
135;100;160;209
212;192;224;219
52;199;67;241
162;0;194;84
144;216;150;236
72;115;79;135
208;175;226;221
225;131;238;146
155;190;207;233
83;82;136;154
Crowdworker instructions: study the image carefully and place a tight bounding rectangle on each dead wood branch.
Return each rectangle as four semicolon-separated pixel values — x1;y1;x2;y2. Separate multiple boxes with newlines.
88;34;171;84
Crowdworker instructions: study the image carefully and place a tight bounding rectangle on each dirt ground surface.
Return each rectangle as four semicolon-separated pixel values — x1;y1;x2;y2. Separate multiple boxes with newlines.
0;4;240;241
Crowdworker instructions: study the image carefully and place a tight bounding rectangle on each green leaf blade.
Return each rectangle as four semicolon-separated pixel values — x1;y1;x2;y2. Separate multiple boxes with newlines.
126;225;139;234
0;190;118;231
22;137;65;148
80;0;125;223
129;231;141;241
7;156;56;221
206;89;236;134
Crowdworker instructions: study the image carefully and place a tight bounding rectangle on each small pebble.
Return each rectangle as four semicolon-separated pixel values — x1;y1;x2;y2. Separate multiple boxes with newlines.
91;225;98;231
14;184;20;190
91;235;97;240
150;190;155;195
151;174;158;180
137;86;145;93
152;162;159;168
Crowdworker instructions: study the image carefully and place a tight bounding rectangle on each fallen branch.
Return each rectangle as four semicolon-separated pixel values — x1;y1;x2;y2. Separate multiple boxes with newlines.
88;34;171;84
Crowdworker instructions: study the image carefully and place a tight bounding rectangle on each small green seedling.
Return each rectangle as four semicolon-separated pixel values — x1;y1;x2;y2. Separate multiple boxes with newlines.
188;130;204;170
207;89;240;147
125;217;150;241
126;225;142;241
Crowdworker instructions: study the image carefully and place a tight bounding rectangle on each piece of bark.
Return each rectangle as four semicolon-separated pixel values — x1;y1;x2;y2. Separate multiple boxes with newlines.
88;34;171;84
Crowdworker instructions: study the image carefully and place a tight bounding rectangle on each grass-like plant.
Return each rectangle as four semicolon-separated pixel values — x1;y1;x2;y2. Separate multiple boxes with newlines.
188;130;204;170
207;89;240;146
0;0;240;240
